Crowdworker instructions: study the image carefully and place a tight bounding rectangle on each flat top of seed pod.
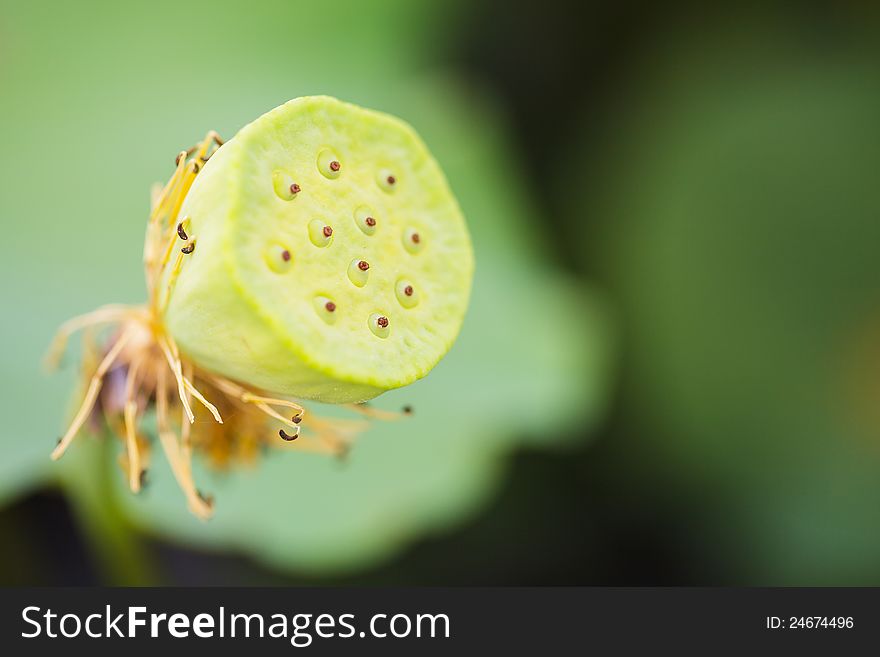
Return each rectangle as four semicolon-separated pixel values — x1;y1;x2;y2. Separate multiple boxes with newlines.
227;96;473;391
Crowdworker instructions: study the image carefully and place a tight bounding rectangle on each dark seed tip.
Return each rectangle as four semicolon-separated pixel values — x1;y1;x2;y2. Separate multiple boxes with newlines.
404;285;413;296
386;175;396;185
329;160;341;172
281;249;291;262
322;225;333;238
377;316;389;328
358;260;370;271
325;301;336;312
365;216;376;227
290;183;301;194
411;232;420;244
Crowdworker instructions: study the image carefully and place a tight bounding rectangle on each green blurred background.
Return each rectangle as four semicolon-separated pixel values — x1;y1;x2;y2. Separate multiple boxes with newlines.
2;0;880;585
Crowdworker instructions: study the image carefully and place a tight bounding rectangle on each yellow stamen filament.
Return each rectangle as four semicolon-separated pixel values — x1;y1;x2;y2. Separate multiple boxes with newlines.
51;327;134;461
123;355;144;493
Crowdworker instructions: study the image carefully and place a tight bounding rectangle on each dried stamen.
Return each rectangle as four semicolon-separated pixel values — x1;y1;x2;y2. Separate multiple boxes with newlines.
181;243;195;254
177;222;188;240
279;428;298;441
292;414;302;424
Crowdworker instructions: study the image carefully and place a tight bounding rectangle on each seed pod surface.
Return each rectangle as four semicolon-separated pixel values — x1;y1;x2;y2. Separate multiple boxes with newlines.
163;96;474;403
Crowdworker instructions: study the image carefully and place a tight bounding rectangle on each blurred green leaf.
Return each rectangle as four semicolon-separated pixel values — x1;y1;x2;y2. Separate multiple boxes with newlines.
570;27;880;584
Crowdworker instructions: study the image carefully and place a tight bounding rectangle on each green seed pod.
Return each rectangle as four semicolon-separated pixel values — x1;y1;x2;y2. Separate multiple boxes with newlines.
162;96;474;403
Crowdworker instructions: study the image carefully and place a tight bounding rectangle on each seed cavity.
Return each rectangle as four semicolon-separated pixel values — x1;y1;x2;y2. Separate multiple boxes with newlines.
353;205;378;235
314;296;338;324
264;243;293;273
377;168;397;193
317;148;342;179
272;170;301;201
347;259;370;287
395;279;419;308
308;219;334;247
369;313;390;338
403;228;423;254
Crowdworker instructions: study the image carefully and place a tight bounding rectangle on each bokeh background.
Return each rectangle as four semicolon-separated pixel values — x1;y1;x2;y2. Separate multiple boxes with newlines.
1;0;879;585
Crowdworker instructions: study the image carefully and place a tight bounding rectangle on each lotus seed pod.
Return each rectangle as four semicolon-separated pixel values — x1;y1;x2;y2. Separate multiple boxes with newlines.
162;96;474;403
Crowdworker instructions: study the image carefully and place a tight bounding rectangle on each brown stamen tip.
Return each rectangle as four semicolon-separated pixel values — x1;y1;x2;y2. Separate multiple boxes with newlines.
325;301;336;312
329;160;341;172
56;437;62;446
139;470;148;487
289;182;301;195
281;249;291;262
386;175;396;185
292;414;302;424
181;243;195;254
402;405;413;415
377;316;389;328
358;260;370;271
192;161;200;174
411;232;421;244
279;428;298;441
365;216;376;227
322;225;333;238
196;490;214;506
404;285;414;296
175;152;184;166
177;222;188;240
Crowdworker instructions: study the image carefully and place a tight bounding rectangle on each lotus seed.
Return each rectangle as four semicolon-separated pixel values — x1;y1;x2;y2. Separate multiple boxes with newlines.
264;243;293;273
354;205;378;235
395;279;419;308
317;148;342;179
376;168;397;192
347;258;370;287
272;170;301;201
308;219;334;247
314;296;338;323
403;228;423;254
369;313;391;338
